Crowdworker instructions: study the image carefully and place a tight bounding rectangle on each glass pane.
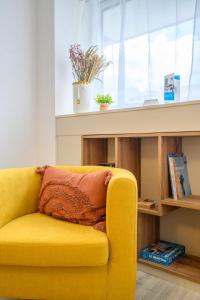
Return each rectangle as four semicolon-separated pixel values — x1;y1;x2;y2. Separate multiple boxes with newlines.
149;20;193;101
103;43;119;105
103;19;193;106
124;35;149;105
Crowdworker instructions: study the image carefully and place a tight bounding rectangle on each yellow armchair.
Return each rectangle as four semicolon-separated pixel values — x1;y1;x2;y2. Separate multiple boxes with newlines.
0;166;137;300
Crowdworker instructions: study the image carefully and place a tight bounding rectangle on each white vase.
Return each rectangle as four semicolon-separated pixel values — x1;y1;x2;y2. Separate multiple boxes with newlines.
73;83;92;113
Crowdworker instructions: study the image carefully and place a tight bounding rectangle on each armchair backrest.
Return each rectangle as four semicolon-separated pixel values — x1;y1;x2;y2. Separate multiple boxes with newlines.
0;168;41;228
0;166;136;232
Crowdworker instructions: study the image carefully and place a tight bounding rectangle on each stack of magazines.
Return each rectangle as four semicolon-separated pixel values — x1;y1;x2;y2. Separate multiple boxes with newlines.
140;240;185;266
168;153;192;199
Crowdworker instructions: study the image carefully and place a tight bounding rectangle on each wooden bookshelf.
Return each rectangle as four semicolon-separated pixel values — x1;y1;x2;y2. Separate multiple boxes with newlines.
82;131;200;283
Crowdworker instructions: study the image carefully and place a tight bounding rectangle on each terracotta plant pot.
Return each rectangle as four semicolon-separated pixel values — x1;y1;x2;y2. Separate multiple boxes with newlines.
100;103;109;111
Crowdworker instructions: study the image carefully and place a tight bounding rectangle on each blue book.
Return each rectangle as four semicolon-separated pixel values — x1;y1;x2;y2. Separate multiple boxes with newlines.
140;240;185;266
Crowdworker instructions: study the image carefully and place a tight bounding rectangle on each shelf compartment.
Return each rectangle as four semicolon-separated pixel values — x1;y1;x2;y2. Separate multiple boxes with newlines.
159;136;182;200
139;254;200;284
161;195;200;210
137;214;160;254
82;137;115;166
116;137;141;190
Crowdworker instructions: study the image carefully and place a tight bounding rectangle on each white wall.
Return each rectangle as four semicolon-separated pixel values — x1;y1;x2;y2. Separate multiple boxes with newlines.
0;0;37;168
55;0;79;115
0;0;55;168
54;0;96;115
37;0;55;165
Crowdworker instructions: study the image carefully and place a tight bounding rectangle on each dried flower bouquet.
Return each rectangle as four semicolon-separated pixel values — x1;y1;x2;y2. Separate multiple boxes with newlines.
69;44;111;84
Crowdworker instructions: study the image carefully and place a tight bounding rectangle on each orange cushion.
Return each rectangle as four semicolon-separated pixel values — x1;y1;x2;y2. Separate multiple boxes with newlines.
37;167;112;231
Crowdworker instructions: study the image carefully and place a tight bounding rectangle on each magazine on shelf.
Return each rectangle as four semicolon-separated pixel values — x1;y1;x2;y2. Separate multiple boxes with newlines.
168;153;192;199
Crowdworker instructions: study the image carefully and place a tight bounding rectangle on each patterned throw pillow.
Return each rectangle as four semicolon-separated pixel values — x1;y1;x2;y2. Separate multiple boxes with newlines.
36;166;112;232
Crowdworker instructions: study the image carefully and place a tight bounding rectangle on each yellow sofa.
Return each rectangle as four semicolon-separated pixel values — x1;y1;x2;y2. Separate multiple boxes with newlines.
0;166;137;300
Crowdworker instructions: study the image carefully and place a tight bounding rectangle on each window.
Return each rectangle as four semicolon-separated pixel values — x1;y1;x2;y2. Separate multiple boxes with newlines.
101;0;199;108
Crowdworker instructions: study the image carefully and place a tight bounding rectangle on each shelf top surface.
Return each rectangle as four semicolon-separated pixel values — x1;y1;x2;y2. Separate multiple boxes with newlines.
161;196;200;210
83;131;200;139
138;206;160;216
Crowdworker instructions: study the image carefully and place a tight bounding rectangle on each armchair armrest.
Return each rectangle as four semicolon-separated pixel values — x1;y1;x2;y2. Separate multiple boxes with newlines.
106;169;137;300
0;168;41;228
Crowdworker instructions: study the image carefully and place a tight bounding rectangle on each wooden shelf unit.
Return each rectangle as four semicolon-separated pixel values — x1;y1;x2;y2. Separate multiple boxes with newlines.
82;131;200;283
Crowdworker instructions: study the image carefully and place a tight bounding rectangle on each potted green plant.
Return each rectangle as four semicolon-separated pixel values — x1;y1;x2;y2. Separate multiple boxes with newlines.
95;94;113;111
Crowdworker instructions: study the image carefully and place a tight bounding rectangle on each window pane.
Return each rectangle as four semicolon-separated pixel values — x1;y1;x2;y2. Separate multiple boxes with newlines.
125;35;149;105
103;43;119;105
149;20;193;101
103;19;193;106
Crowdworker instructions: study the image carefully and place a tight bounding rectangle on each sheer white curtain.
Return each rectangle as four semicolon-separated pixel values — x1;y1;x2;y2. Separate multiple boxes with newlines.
76;0;200;108
188;0;200;100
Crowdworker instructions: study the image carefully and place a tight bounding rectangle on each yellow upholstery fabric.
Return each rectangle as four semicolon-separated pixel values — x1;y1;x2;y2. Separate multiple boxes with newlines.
0;168;41;228
0;212;108;267
106;173;137;300
0;265;107;300
0;166;137;300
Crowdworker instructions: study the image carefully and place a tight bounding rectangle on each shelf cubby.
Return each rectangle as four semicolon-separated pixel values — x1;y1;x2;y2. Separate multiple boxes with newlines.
116;136;160;215
82;136;115;166
160;134;200;212
116;137;141;193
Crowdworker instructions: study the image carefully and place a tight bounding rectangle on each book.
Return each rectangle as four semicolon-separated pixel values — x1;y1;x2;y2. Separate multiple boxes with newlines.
164;73;180;103
168;157;178;199
168;153;192;199
140;240;185;266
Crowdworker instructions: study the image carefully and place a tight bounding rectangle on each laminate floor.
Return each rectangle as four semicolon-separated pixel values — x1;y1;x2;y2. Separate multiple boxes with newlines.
136;270;200;300
1;270;200;300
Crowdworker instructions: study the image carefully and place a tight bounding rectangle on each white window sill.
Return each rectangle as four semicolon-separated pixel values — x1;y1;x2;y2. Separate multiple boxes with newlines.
56;100;200;119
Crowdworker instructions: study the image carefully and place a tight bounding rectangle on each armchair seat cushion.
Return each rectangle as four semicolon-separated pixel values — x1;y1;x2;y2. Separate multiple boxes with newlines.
0;213;108;267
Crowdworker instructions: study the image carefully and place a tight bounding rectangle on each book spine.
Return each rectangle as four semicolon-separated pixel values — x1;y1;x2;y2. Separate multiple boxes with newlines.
182;155;192;196
174;163;184;199
172;159;179;199
168;156;178;199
